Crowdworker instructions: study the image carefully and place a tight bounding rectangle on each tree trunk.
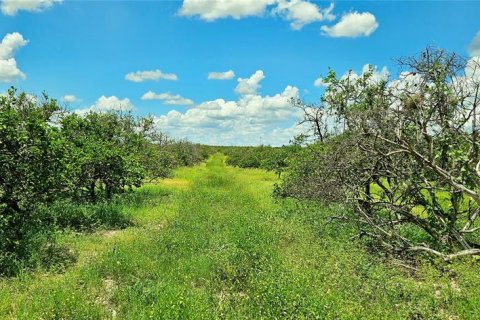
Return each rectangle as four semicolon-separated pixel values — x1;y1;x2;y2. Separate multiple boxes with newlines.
89;181;96;202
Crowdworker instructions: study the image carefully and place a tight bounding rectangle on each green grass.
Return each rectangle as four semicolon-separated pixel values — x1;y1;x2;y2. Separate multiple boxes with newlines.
1;153;480;319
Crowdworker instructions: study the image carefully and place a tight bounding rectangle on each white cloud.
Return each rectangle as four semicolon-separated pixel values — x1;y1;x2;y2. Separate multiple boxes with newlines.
125;69;178;82
0;32;28;59
179;0;275;21
321;11;378;38
154;70;304;146
1;0;62;16
0;32;28;83
388;71;423;95
274;1;335;30
469;31;480;57
0;58;25;82
141;91;194;106
345;64;389;83
266;121;310;144
93;96;133;111
74;95;134;115
465;56;480;82
179;0;336;30
208;70;235;80
235;70;265;95
61;94;79;103
313;77;324;87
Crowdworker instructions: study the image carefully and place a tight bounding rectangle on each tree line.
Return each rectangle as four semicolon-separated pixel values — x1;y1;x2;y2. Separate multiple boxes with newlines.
0;88;212;274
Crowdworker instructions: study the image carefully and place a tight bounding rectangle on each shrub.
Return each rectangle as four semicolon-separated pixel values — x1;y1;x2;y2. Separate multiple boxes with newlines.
61;112;153;201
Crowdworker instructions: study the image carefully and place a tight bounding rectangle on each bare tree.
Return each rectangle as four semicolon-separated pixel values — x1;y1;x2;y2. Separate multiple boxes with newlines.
292;48;480;260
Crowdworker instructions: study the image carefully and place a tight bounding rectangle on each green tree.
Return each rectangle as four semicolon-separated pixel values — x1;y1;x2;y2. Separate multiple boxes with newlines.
60;112;151;201
0;88;67;271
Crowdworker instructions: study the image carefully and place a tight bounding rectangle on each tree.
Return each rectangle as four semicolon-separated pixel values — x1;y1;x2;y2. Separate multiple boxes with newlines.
60;112;152;201
283;48;480;260
0;88;67;268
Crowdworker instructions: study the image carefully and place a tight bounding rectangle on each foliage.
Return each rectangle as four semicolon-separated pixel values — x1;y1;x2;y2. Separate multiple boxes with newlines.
0;87;214;275
61;112;154;201
222;145;294;177
0;88;68;274
279;48;480;259
164;140;213;168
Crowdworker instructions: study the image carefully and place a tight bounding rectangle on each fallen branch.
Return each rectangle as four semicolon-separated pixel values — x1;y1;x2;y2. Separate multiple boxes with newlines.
408;246;480;261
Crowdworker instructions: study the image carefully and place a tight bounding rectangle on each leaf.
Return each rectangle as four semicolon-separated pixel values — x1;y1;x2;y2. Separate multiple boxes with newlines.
411;205;429;219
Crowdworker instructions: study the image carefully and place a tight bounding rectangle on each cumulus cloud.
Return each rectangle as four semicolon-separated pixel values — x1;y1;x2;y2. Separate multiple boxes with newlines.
0;59;25;82
313;77;324;87
0;32;28;59
74;95;134;115
0;32;28;83
208;70;235;80
1;0;62;16
274;1;335;30
469;31;480;57
61;94;79;103
154;70;304;146
235;70;265;95
125;69;178;82
179;0;336;30
321;11;378;38
464;56;480;83
141;91;194;106
92;95;133;111
179;0;275;21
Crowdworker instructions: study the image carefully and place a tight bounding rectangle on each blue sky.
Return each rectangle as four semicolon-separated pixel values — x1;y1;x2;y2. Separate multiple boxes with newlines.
1;0;480;145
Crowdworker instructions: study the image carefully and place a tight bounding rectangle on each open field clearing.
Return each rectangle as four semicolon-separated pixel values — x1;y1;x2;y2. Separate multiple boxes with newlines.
0;154;479;319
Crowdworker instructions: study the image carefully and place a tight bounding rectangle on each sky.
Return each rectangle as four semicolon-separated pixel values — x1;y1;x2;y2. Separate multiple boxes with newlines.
1;0;480;146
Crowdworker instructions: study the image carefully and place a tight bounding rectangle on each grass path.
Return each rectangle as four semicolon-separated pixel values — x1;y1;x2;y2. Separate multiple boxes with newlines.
1;153;480;319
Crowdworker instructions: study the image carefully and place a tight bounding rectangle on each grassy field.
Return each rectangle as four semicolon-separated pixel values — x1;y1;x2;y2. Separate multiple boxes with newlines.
1;153;480;319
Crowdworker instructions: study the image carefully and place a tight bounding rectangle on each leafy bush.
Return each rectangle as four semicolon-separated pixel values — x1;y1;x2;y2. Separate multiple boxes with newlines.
61;112;153;201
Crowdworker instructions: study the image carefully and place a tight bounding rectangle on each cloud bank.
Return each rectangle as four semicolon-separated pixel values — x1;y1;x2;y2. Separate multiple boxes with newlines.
153;70;305;145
